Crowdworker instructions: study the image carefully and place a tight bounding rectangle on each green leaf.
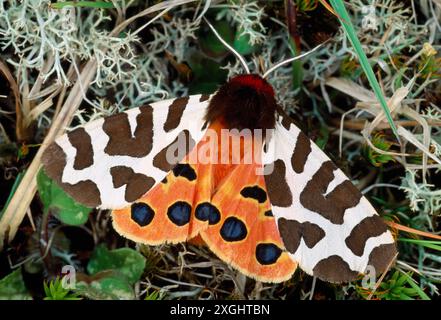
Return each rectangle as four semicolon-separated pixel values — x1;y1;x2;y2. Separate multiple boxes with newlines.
233;30;258;56
144;290;163;300
329;0;399;140
78;245;146;300
398;292;414;300
187;51;228;94
43;281;50;297
363;133;394;167
87;245;146;285
51;1;115;9
43;277;81;300
0;171;24;220
37;169;92;225
0;269;32;300
314;125;330;150
400;272;431;300
76;272;135;300
199;20;234;58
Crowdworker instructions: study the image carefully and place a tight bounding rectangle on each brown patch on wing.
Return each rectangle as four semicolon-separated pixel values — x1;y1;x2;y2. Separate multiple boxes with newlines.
152;130;195;172
110;166;155;203
264;160;293;207
291;132;311;174
42;143;101;207
303;221;325;248
278;218;325;253
63;180;101;208
280;114;292;131
103;105;153;157
368;243;397;275
345;216;388;256
277;219;301;253
313;255;358;283
199;94;210;102
163;97;189;132
67;128;94;170
299;161;362;224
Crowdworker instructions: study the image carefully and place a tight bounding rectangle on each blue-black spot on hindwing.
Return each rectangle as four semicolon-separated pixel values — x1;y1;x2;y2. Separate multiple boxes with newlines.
131;203;155;227
167;201;191;226
172;164;197;181
255;243;283;265
220;217;247;242
195;202;221;225
240;186;267;203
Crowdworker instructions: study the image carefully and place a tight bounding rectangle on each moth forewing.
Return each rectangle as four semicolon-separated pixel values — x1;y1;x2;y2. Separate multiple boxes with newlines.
263;115;397;283
41;94;211;210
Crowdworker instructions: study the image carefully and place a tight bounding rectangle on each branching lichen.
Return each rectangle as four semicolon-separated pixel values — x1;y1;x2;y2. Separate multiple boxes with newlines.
401;169;441;217
215;0;266;45
0;0;140;87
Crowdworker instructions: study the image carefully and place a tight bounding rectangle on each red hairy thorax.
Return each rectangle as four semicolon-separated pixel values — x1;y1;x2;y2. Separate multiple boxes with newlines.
228;74;275;97
204;74;277;131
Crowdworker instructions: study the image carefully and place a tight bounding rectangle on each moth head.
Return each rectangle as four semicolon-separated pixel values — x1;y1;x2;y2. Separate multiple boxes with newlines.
204;74;277;131
229;74;275;97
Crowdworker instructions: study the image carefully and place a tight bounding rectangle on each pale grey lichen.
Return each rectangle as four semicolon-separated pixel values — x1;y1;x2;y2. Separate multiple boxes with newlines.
215;0;266;45
0;0;140;87
88;15;201;116
401;169;441;218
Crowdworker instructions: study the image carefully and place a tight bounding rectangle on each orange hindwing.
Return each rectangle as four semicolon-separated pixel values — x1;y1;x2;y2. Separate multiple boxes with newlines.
200;161;297;282
112;121;297;282
112;138;215;244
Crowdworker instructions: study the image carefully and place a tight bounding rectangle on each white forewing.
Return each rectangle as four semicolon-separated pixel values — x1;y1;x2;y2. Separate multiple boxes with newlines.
42;94;211;209
263;114;396;282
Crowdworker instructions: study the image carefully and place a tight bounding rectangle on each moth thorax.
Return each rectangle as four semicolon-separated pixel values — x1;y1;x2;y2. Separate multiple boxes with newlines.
204;74;277;131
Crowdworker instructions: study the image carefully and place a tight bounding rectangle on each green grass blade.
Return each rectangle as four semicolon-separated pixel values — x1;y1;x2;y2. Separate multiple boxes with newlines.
398;238;441;251
328;0;400;141
0;171;25;220
400;272;431;300
51;1;115;9
399;239;441;245
289;39;304;91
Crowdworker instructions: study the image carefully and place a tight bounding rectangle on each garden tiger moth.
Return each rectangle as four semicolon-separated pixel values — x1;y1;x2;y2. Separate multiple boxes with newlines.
41;73;397;283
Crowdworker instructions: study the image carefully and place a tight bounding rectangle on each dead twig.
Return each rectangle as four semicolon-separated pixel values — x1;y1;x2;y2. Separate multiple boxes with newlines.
0;59;30;141
332;118;441;130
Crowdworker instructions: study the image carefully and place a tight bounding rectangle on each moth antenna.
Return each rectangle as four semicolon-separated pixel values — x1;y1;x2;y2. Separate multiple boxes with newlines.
262;43;323;79
203;17;250;74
